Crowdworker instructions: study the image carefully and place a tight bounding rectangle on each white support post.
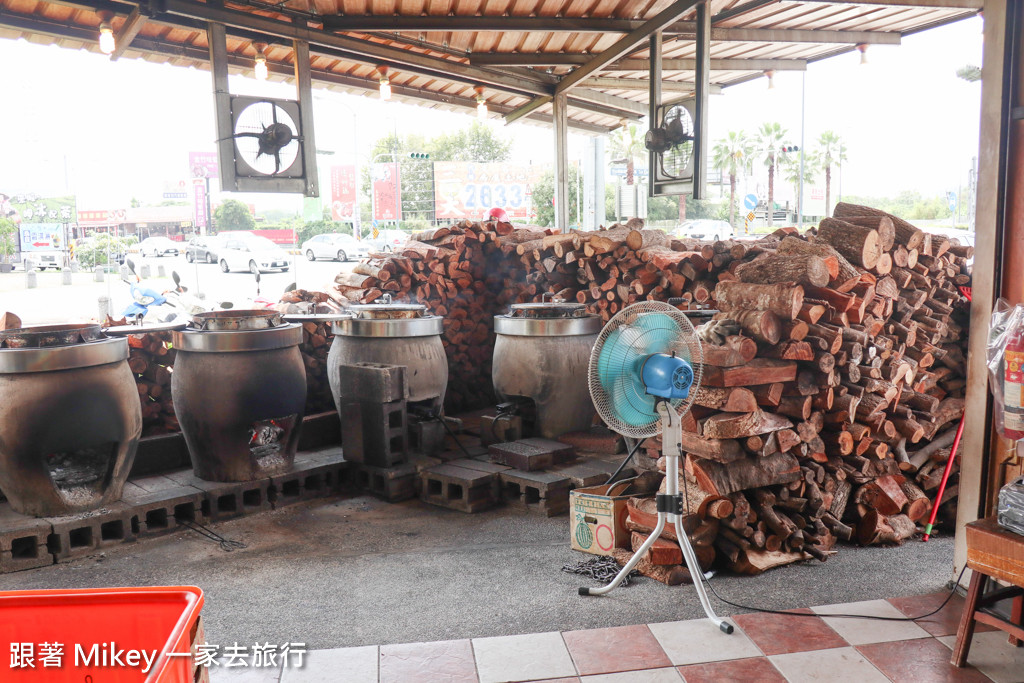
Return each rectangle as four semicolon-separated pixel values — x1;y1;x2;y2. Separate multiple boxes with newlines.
553;92;570;233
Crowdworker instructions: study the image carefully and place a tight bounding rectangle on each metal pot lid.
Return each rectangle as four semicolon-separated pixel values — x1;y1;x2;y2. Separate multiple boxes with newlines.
494;315;603;337
103;321;188;336
0;337;128;373
349;304;427;319
190;309;283;331
282;313;352;323
0;323;104;348
173;323;303;352
332;316;442;338
508;302;590;319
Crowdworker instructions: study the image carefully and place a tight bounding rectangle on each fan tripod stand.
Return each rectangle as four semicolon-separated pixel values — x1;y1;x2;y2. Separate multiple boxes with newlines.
579;401;734;635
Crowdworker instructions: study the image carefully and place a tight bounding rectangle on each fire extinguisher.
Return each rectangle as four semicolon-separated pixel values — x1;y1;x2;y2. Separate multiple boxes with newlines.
1003;318;1024;440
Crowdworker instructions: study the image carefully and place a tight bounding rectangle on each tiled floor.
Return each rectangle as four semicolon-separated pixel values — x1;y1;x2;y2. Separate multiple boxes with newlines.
214;592;1024;683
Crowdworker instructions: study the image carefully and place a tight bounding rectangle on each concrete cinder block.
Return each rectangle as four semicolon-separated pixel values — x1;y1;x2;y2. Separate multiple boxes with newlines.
45;503;137;562
336;363;408;403
499;470;573;517
354;463;418;502
480;415;523;446
420;464;498;513
121;482;206;537
271;449;349;507
0;506;53;573
489;438;576;472
164;471;273;521
409;419;445;456
341;400;408;468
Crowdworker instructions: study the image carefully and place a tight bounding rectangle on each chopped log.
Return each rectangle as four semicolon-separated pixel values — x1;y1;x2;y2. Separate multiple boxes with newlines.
858;511;917;545
751;383;784;407
731;548;808;575
816;218;882;269
693;387;758;413
702;359;798;387
834;202;926;251
714;282;804;321
900;481;932;522
702;336;759;367
678;432;745;463
626;229;669;251
701;411;793;440
631;531;683;565
611;548;692;585
776;236;861;284
714;310;782;345
735;253;831;288
690;452;801;497
0;312;22;331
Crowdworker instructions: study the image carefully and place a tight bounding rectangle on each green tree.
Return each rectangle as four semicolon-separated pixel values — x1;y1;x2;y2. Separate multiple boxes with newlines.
816;131;848;217
426;122;512;162
214;199;255;230
609;123;645;186
711;131;752;229
0;217;16;264
754;122;790;227
648;196;680;221
531;166;581;228
77;233;131;268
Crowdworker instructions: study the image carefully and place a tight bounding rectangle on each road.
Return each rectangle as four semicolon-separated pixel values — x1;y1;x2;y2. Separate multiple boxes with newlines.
0;253;356;325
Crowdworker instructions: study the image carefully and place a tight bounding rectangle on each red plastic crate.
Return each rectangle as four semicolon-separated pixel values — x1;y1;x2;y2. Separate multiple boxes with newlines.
0;586;203;682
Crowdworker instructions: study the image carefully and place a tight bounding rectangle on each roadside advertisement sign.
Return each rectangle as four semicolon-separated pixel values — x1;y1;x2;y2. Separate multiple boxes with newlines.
189;151;219;179
163;178;189;199
330;165;357;221
372;163;401;222
193;180;208;229
2;194;77;253
433;162;541;221
805;186;827;217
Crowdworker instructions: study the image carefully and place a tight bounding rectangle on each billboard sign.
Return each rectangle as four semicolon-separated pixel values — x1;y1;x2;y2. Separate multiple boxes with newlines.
2;194;77;253
193;180;208;229
163;178;189;199
372;163;401;222
433;162;542;221
330;165;358;221
189;151;219;179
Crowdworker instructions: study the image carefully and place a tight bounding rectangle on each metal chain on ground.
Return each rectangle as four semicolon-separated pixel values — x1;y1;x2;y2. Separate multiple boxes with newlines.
177;519;247;552
562;557;640;586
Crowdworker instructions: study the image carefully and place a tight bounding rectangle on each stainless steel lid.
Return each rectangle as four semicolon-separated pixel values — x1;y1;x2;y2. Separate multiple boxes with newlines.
0;337;129;373
173;323;303;352
190;310;283;331
282;313;352;324
103;321;188;336
508;302;589;319
494;315;602;337
332;316;443;338
349;304;428;320
0;323;104;348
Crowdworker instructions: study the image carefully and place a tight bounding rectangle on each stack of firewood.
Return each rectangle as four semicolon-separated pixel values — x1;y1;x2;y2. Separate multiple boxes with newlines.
123;330;179;436
296;320;335;414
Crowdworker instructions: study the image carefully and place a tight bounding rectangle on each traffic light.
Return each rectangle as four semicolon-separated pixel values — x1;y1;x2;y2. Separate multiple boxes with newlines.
409;152;430;160
782;145;800;153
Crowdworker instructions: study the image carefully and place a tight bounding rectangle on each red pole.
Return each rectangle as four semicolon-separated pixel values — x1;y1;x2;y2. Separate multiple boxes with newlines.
922;416;966;541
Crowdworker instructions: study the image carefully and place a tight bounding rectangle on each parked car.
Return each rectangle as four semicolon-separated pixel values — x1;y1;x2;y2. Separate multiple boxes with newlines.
218;234;290;274
369;229;409;253
302;233;372;262
185;235;223;264
677;219;732;242
138;236;181;257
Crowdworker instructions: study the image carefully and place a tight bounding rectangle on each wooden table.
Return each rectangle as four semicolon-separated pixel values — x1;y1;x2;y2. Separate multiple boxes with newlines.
952;517;1024;666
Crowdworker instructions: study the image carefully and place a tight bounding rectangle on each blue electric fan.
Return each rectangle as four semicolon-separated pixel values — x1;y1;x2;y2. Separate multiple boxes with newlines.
581;301;733;634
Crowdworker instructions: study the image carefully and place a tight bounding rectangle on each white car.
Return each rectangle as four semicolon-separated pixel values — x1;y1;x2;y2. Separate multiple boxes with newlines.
302;233;371;262
677;219;732;242
138;236;182;257
218;235;291;274
369;230;408;253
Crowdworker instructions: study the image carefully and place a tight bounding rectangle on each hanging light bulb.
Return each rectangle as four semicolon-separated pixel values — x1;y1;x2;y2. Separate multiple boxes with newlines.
764;69;775;90
474;86;487;120
253;42;269;80
378;66;392;101
857;43;869;65
98;11;115;55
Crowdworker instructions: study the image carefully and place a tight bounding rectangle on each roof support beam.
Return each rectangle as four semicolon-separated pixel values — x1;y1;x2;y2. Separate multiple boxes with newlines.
472;54;807;71
802;0;980;7
554;0;704;95
322;16;900;44
583;78;723;93
109;5;148;60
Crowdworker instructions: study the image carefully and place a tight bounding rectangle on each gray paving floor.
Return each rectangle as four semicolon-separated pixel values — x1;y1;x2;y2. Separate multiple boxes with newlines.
0;494;957;650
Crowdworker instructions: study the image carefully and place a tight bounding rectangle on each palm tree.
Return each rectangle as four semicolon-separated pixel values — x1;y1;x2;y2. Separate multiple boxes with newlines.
817;131;848;217
753;122;788;226
610;123;645;186
711;131;752;229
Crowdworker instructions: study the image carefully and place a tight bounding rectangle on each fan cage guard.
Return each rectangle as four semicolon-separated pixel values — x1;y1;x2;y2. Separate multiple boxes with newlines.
232;98;302;177
588;301;703;439
659;105;695;180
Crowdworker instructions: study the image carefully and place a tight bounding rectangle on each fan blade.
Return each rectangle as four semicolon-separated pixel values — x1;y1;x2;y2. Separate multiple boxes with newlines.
272;104;279;125
274;151;281;174
232;133;264;139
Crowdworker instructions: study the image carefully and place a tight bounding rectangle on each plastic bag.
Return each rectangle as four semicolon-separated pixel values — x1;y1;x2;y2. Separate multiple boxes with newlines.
986;299;1024;438
997;476;1024;536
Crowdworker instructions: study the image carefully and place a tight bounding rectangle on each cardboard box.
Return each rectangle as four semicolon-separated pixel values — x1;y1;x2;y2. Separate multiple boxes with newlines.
570;472;661;556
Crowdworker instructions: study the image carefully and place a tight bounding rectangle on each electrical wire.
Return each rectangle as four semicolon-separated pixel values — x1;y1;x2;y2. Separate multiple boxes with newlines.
435;414;473;458
697;563;968;623
177;519;247;552
604;438;648;486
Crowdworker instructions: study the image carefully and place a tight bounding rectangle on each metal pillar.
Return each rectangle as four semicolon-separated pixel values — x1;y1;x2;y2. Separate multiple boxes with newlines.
955;0;1018;575
648;32;663;202
553;93;570;233
293;38;320;197
582;136;606;230
692;2;710;200
207;21;234;200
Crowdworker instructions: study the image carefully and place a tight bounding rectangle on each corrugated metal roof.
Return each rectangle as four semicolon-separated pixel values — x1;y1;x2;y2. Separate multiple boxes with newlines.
0;0;979;132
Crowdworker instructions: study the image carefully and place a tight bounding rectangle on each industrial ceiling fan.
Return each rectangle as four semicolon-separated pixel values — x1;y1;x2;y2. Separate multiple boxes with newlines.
579;301;733;634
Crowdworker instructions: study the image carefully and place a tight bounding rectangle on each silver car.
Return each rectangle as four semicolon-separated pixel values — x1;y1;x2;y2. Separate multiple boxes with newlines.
677;219;733;242
302;233;372;262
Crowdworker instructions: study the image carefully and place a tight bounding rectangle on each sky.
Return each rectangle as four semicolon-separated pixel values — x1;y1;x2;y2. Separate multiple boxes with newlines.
0;15;983;214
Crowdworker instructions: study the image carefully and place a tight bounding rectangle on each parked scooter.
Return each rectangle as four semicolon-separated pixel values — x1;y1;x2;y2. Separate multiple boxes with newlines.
121;259;232;323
